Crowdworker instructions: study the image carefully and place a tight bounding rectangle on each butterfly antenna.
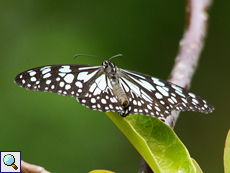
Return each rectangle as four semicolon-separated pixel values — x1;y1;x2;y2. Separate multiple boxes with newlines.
109;54;123;61
74;54;105;60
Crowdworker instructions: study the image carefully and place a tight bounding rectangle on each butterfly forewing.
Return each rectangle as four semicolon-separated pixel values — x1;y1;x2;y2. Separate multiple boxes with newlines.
14;64;124;113
119;69;214;115
15;65;101;96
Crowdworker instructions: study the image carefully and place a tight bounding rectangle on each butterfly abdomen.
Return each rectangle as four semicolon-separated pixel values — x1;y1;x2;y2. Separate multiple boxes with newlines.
109;78;129;108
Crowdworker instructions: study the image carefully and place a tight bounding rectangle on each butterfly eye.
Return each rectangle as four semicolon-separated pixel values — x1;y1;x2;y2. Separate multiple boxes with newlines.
102;61;109;68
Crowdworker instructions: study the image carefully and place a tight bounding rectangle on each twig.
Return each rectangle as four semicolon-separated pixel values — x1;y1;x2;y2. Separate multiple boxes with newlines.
21;160;51;173
167;0;212;128
139;0;212;172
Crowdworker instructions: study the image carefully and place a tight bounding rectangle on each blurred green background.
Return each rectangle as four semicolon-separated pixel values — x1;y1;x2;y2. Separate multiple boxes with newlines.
0;1;229;172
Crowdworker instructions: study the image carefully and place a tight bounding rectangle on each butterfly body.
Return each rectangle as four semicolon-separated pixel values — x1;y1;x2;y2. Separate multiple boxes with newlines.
14;57;214;121
102;60;130;115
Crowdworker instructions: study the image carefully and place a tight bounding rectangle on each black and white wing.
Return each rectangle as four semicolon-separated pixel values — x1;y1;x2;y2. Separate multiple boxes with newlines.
118;68;214;119
14;64;124;113
15;62;214;120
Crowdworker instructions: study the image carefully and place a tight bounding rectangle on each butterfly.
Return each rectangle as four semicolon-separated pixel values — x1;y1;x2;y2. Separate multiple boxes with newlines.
14;54;214;122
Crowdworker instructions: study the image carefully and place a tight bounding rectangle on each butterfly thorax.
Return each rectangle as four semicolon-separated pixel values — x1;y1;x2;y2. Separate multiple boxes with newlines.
102;60;129;109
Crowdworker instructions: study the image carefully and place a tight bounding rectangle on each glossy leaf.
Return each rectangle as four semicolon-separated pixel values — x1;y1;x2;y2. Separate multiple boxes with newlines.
192;159;203;173
224;129;230;173
106;112;200;173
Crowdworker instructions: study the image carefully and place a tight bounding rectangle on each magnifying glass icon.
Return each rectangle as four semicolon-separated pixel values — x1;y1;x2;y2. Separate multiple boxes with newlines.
3;154;18;170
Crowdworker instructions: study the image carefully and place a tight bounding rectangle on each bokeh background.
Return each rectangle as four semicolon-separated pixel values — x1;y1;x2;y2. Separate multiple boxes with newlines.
0;1;229;172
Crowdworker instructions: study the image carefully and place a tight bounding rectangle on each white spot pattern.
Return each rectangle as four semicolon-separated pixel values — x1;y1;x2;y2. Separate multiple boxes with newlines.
156;86;169;97
46;80;51;85
59;81;65;87
65;84;71;90
77;71;98;82
29;71;36;76
75;81;83;88
155;92;163;99
64;74;74;83
31;77;36;82
42;68;51;75
152;77;165;86
14;61;214;120
59;66;71;73
101;98;107;104
43;73;51;79
91;98;96;103
58;73;65;77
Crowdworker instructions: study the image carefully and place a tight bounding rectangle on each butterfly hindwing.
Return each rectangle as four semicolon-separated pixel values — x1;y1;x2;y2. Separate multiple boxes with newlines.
77;73;124;113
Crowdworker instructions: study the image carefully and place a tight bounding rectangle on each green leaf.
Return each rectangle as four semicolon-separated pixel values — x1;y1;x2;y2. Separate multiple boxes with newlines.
89;170;115;173
106;112;200;173
224;129;230;173
192;159;203;173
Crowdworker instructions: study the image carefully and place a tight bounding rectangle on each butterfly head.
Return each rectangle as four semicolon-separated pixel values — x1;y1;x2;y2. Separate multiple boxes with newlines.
102;60;117;74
